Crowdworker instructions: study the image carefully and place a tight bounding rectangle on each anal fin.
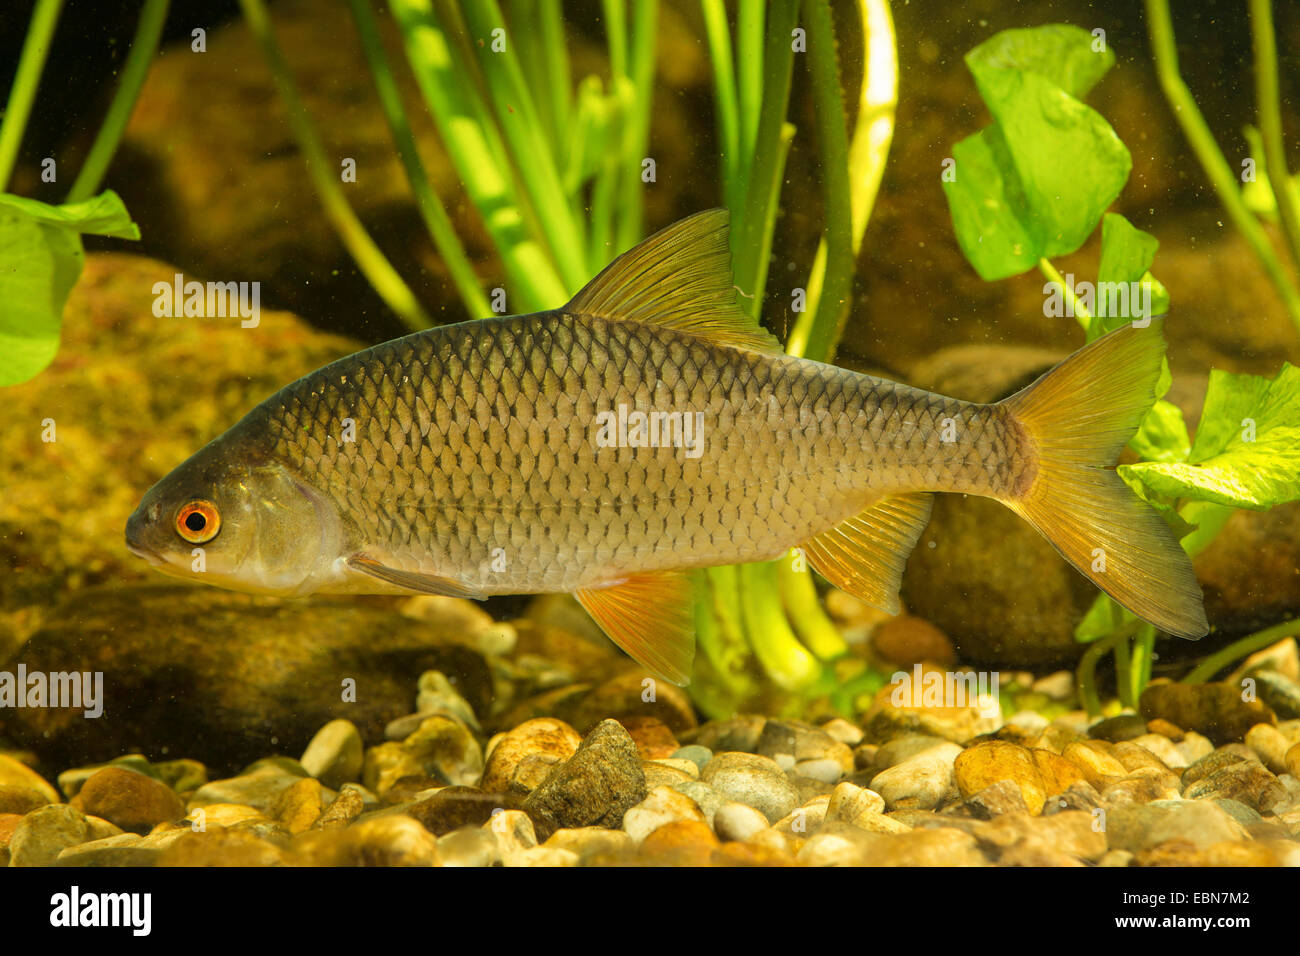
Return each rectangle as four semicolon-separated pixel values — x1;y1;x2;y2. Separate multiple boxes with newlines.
800;493;934;614
347;554;484;600
575;571;696;686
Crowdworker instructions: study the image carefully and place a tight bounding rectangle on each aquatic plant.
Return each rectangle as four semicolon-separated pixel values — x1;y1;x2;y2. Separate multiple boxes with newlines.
0;0;155;386
941;22;1300;713
243;0;899;715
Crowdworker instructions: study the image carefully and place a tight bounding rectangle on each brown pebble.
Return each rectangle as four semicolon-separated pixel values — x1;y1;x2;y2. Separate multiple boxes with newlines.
871;616;956;667
1146;718;1184;741
619;716;680;760
640;819;719;864
70;768;186;835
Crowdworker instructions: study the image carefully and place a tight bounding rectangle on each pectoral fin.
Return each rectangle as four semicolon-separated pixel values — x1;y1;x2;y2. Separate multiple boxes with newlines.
800;493;934;614
347;554;484;600
575;571;696;686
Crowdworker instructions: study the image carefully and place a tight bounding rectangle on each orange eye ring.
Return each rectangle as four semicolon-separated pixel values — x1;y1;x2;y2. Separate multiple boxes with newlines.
176;500;221;544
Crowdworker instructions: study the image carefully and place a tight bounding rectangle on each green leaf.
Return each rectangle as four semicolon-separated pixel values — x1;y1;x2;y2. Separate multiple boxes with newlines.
1129;398;1190;462
0;190;140;239
0;190;139;386
943;25;1132;280
1120;363;1300;510
966;24;1114;100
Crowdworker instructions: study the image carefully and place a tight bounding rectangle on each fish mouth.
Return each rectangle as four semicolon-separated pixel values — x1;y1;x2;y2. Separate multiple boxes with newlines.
124;507;165;566
124;536;165;566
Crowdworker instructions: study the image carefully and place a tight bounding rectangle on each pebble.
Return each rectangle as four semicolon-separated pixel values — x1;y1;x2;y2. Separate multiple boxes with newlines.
271;777;324;834
315;786;366;830
0;784;52;816
1288;742;1300;779
543;827;634;863
1254;671;1300;719
1127;733;1187;769
1100;767;1182;806
713;801;770;842
291;814;439;866
1061;741;1128;789
794;758;845;784
392;786;511;836
640;819;719;864
954;741;1046;814
978;809;1107;862
300;719;364;788
416;670;482;731
58;755;163;799
1146;718;1184;740
484;809;538;860
825;781;887;827
622;716;680;759
1175;730;1215;765
670;745;713;771
1139;681;1276;744
1031;748;1088;797
70;767;186;834
964;779;1030;818
568;671;697;735
1229;637;1300;683
642;761;696;789
1245;723;1292;774
523;719;647;839
872;734;953;770
56;833;163;867
8;804;91;867
699;752;800;823
480;718;582;793
870;615;956;666
869;742;962;811
1183;759;1286;812
0;754;60;804
820;718;864;747
502;845;580;867
160;828;285;866
1111;741;1171;773
1104;800;1249;851
190;761;310;813
692;716;767;754
772;795;830;835
622;785;706;844
1088;713;1148;743
668;780;726;825
401;715;484;787
437;825;499;867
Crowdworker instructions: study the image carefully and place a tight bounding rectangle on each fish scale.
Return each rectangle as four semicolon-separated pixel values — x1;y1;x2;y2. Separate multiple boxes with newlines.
257;310;1006;596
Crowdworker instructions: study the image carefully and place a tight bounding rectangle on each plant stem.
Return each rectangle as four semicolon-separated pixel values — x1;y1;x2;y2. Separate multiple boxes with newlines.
0;0;64;192
789;0;853;364
347;0;489;319
791;0;896;358
457;0;588;290
1075;620;1142;716
1144;0;1300;330
389;0;567;312
1183;617;1300;684
733;1;799;318
701;0;740;211
739;562;821;691
1037;257;1092;332
777;550;848;659
240;0;432;330
615;0;656;252
1249;0;1300;274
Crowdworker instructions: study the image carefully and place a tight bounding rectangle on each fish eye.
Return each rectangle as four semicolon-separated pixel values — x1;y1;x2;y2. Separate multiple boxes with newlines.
176;500;221;544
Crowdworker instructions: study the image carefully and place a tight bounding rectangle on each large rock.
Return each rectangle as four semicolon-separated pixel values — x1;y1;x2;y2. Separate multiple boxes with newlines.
1;585;491;774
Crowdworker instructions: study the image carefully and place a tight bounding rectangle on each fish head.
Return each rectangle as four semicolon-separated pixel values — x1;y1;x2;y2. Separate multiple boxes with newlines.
125;426;340;595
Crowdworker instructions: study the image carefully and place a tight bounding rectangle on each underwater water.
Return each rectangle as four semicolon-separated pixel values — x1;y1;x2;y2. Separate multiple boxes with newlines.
1;0;1299;897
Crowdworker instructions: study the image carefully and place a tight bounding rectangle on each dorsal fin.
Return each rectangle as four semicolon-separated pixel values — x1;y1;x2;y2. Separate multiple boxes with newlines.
564;208;785;355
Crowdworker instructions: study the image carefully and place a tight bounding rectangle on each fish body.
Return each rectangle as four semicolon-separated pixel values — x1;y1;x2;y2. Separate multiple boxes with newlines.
127;210;1207;682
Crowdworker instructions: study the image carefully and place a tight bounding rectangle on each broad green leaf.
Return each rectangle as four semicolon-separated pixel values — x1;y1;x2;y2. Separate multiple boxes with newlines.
966;24;1114;100
1129;399;1190;462
1120;363;1300;510
0;190;139;386
943;25;1131;280
0;190;140;240
943;128;1041;279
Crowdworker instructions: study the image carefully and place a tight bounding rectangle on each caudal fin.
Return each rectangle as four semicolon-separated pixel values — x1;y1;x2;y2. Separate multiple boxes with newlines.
999;319;1208;639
